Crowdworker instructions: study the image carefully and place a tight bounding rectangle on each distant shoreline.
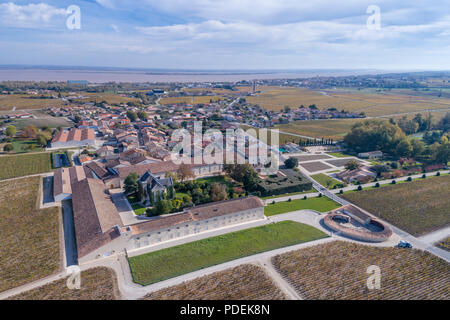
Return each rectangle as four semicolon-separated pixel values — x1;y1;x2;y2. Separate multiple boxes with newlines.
0;66;397;83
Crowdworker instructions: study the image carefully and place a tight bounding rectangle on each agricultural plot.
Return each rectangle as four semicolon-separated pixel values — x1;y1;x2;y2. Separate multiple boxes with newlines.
0;94;66;111
240;125;307;145
143;264;287;300
0;177;61;293
342;175;450;236
276;119;364;141
299;161;333;172
0;152;52;180
128;221;328;285
9;117;73;130
272;241;450;300
264;197;341;216
247;86;450;117
160;95;224;105
68;92;140;105
8;267;120;300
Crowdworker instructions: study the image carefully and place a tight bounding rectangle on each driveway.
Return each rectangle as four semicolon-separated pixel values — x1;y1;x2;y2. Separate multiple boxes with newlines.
109;190;144;226
61;200;78;267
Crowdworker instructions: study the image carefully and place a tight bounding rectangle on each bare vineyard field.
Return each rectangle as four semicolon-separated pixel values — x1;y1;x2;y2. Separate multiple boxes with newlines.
67;92;141;105
0;94;66;111
160;95;225;105
8;267;120;300
0;176;61;293
240;124;309;145
143;264;286;300
272;241;450;300
246;87;450;117
275;119;365;140
342;175;450;236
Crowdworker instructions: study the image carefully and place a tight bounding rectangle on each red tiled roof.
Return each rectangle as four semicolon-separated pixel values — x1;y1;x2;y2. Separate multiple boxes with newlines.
130;196;263;235
71;178;123;258
51;128;95;143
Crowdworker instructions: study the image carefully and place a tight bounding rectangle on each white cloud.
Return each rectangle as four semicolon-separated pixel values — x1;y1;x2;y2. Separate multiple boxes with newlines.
0;2;68;28
136;16;450;50
110;24;119;32
96;0;116;10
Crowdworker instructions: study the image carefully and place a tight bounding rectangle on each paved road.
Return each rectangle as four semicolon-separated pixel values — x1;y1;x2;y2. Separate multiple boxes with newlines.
418;226;450;245
109;190;144;226
61;200;78;267
329;170;450;194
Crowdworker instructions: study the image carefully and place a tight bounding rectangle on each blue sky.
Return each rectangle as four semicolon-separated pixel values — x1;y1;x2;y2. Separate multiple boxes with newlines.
0;0;449;70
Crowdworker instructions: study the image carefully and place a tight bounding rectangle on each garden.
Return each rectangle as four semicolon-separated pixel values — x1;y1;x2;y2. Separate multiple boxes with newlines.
257;170;312;197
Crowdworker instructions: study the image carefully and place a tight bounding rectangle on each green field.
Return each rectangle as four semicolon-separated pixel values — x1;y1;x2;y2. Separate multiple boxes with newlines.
0;152;52;180
264;197;341;216
261;188;315;200
342;175;450;236
128;221;328;285
327;152;353;158
311;173;346;189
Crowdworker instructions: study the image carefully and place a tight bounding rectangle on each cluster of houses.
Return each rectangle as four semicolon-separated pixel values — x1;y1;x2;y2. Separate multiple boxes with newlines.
52;149;262;264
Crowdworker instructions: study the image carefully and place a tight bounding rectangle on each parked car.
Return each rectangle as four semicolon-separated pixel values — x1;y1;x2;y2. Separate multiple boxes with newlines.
396;240;412;248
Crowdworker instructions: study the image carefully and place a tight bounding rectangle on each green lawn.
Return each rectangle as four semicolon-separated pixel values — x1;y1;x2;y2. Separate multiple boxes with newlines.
11;139;44;153
264;197;341;216
311;173;346;189
0;152;52;180
131;203;147;216
196;175;234;188
327;152;353;158
128;221;328;285
261;188;315;200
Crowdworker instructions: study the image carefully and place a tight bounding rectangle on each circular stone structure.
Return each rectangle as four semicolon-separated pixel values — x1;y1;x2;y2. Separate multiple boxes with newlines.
323;205;392;243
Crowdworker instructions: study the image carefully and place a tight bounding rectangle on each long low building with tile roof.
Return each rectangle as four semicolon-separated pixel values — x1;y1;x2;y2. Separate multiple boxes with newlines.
51;128;96;148
72;193;265;264
71;178;123;261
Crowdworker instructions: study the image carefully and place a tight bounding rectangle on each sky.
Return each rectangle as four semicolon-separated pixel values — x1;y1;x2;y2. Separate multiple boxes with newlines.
0;0;449;70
